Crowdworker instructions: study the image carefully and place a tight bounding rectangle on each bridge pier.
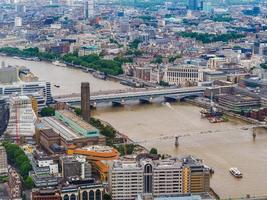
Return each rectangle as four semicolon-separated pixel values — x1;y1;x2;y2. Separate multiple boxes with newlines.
175;136;179;147
112;99;125;107
164;95;178;102
139;97;153;104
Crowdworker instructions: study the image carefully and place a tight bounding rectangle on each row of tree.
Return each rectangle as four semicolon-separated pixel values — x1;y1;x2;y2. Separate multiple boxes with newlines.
178;32;245;43
62;53;123;76
0;47;58;60
0;47;125;76
2;142;34;189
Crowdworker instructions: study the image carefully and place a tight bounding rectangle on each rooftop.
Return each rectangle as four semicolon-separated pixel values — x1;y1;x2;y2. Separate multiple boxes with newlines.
56;110;97;132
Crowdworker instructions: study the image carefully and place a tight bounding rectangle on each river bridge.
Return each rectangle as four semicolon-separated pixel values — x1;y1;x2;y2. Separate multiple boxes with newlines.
54;86;207;106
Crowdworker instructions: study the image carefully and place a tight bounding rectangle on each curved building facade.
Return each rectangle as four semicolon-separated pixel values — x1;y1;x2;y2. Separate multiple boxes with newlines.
0;98;9;136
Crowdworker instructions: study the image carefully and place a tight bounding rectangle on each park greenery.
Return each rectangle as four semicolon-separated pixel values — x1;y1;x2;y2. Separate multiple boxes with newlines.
151;55;163;64
126;49;144;56
129;39;141;49
0;175;8;183
62;53;123;76
210;14;233;22
89;117;136;155
40;106;55;117
168;54;182;63
0;47;58;60
178;32;245;43
149;147;158;155
2;142;34;189
74;107;82;116
260;63;267;69
89;117;116;146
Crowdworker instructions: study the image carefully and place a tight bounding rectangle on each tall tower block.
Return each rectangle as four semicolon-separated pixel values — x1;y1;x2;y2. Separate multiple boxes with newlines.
81;82;90;122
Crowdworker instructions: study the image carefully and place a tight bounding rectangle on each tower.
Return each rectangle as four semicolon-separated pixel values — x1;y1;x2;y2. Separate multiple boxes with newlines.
84;0;94;19
83;0;89;19
81;82;90;122
88;0;94;18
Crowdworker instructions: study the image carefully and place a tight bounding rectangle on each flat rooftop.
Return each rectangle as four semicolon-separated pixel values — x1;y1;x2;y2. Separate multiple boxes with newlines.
42;117;84;141
56;110;97;132
79;145;114;153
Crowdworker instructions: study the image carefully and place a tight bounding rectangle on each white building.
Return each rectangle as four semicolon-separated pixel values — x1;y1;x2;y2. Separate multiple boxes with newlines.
163;65;203;87
6;96;37;143
37;159;59;175
109;158;188;200
0;146;8;175
14;17;22;27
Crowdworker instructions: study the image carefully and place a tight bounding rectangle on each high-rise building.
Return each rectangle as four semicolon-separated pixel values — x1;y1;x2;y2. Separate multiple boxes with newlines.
81;82;90;122
88;0;94;18
0;98;9;136
0;145;8;175
84;0;94;19
83;0;89;19
188;0;198;10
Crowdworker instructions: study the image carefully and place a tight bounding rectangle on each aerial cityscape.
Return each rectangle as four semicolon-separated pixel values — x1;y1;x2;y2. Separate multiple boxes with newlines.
0;0;267;199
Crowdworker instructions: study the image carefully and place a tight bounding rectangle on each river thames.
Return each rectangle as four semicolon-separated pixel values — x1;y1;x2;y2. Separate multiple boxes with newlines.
1;56;267;198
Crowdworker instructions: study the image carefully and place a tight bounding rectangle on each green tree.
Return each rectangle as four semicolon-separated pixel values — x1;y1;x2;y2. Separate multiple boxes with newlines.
129;39;141;49
149;148;158;155
20;162;32;179
103;193;112;200
40;107;55;117
24;176;34;189
74;108;82;116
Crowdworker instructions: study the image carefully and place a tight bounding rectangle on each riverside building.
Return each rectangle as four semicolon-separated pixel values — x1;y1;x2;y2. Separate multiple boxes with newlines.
109;157;211;200
163;65;203;87
0;81;52;109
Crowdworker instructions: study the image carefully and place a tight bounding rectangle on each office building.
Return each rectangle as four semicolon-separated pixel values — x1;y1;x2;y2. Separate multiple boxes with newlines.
0;145;8;175
0;81;52;109
60;155;92;181
6;96;37;143
182;156;211;193
81;82;90;122
217;93;261;113
0;98;9;136
163;65;203;87
109;158;191;200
